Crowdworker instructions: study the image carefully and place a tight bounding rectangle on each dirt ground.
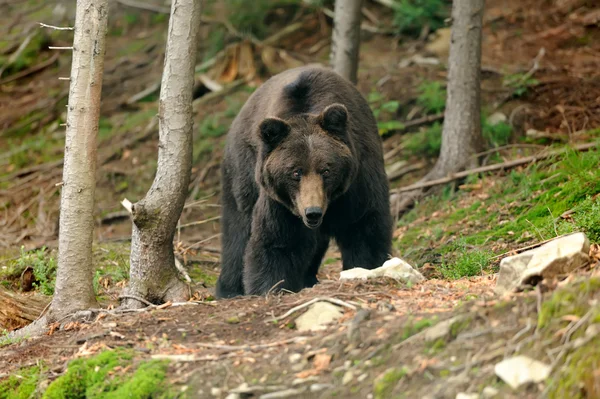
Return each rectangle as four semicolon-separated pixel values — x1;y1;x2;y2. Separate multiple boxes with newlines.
1;0;600;398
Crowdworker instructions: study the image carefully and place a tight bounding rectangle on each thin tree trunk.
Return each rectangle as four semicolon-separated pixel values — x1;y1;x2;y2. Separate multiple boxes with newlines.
121;0;201;308
331;0;363;84
48;0;109;319
426;0;485;180
392;0;485;216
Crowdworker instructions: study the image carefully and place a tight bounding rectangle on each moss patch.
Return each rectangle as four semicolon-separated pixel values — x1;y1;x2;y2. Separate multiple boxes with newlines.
538;278;600;330
42;349;171;399
373;366;409;399
394;143;600;278
0;365;42;399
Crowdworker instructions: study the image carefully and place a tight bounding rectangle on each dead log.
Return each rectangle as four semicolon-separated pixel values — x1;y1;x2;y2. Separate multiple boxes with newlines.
0;287;50;331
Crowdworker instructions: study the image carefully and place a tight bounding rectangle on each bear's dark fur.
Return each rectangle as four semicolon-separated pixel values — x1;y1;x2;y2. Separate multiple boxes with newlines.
216;66;392;298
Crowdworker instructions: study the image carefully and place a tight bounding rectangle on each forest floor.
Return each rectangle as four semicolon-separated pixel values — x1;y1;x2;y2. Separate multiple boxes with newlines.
1;0;600;398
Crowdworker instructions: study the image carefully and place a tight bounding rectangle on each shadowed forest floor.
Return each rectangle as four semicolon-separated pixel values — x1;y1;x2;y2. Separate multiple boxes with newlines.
1;0;600;397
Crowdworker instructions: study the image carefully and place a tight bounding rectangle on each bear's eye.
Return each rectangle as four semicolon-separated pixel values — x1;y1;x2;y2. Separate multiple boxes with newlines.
321;169;330;178
292;169;302;180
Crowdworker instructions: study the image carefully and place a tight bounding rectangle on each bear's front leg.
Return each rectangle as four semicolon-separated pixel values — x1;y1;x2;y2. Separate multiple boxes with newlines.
336;209;392;271
243;196;315;295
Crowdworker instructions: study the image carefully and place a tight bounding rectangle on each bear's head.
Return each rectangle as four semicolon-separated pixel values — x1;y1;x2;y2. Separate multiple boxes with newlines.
256;104;357;229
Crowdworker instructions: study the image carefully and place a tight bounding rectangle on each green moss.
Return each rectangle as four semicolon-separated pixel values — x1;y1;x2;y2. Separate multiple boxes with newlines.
42;349;171;399
550;336;600;399
188;265;218;287
398;317;437;341
404;122;442;158
373;367;409;399
0;365;42;399
538;278;600;330
394;143;600;277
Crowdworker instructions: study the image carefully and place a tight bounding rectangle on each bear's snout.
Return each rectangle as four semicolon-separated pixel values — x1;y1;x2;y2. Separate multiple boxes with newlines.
304;206;323;228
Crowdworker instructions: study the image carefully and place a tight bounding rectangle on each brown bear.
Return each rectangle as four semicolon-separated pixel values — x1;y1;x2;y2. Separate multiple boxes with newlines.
215;66;392;298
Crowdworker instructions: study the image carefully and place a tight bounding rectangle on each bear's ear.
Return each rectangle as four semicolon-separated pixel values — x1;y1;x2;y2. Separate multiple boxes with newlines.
259;117;290;151
319;104;348;137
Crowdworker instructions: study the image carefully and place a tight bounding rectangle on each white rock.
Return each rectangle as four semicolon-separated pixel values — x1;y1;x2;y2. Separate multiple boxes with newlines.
310;383;333;392
494;355;551;389
482;386;499;398
225;393;241;399
486;112;507;126
456;393;478;399
288;353;302;363
357;373;368;382
211;387;222;397
495;232;590;295
342;370;354;385
425;28;452;58
295;302;343;332
339;257;425;285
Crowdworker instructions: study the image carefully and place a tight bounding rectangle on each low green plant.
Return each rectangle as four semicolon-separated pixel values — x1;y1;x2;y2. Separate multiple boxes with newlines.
42;349;171;399
0;365;42;399
503;72;539;97
223;0;302;39
439;239;492;279
416;81;446;114
392;0;449;37
404;122;442;157
9;246;57;295
482;119;512;147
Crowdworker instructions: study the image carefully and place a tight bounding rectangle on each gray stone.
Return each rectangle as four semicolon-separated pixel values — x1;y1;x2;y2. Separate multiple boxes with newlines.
295;302;343;332
482;386;499;398
495;232;590;295
423;315;466;342
342;370;354;385
494;355;551;389
310;383;333;392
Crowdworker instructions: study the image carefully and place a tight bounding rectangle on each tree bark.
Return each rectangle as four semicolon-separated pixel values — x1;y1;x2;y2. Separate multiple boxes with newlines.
121;0;201;308
48;0;109;319
425;0;485;180
392;0;485;216
331;0;363;84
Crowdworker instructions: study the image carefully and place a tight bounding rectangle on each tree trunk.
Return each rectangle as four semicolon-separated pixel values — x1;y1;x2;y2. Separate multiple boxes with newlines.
48;0;109;319
392;0;485;216
121;0;201;309
331;0;363;84
425;0;485;180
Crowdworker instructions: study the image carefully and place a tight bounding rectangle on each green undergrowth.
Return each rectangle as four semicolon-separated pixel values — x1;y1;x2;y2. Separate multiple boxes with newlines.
533;278;600;398
0;365;43;399
0;243;130;299
0;247;56;294
0;349;174;399
395;143;600;278
392;0;450;37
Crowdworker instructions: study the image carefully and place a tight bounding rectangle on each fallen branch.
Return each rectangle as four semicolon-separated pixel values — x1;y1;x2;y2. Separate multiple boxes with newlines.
490;233;575;260
0;52;60;85
387;161;426;182
267;297;357;322
196;336;309;352
392;141;598;194
382;112;444;137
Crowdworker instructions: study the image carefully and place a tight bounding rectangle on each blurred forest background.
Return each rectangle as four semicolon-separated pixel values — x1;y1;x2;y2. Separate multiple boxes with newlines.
1;0;600;398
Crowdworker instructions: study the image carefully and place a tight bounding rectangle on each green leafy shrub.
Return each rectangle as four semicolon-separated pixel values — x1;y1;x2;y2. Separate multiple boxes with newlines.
416;81;446;114
392;0;450;37
482;120;512;147
8;247;57;295
404;122;442;158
